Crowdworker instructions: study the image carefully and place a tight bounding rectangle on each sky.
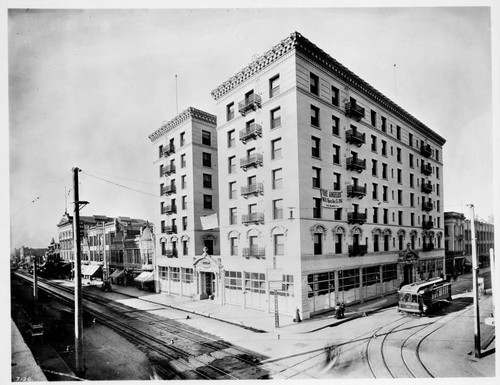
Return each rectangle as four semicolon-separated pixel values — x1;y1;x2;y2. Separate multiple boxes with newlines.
4;2;498;250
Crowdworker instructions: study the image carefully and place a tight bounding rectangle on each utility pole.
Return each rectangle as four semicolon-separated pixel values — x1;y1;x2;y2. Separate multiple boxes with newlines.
469;204;481;358
33;256;38;321
72;167;85;376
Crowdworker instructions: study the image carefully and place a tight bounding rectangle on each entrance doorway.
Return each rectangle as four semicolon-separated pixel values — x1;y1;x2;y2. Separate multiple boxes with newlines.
403;264;413;285
200;272;215;297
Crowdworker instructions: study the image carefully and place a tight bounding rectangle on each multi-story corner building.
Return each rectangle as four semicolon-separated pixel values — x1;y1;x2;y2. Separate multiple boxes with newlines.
464;218;494;269
57;212;154;283
444;211;466;275
148;107;220;298
207;32;446;319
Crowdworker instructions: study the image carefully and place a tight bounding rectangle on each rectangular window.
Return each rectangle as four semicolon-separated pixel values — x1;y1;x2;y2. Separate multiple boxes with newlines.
311;105;320;127
409;153;414;168
381;140;387;157
273;199;283;220
271;138;282;159
373;207;379;224
271;107;281;129
229;207;237;225
334;208;342;221
311;136;321;158
435;149;439;161
398;211;403;226
383;186;388;201
183;241;188;256
383;208;388;224
313;233;322;255
229;182;236;199
203;195;213;210
409;133;413;147
227;102;234;121
203;173;212;189
158;144;163;158
274;234;284;255
180;133;185;147
398;189;403;205
228;156;236;174
180;175;186;189
332;144;340;164
312;167;321;188
313;197;322;219
410;173;414;188
397;169;402;184
397;147;402;163
331;85;339;106
182;216;188;231
310;72;319;95
411;213;415;226
269;74;280;98
436;167;440;179
371;110;377;127
410;192;414;207
182;195;187;210
372;159;378;176
180;154;186;168
332;115;340;136
382;163;388;179
202;152;211;167
227;130;235;148
333;172;341;190
372;183;378;200
272;168;283;189
202;130;211;146
396;125;401;140
371;135;377;152
381;116;387;132
230;237;238;256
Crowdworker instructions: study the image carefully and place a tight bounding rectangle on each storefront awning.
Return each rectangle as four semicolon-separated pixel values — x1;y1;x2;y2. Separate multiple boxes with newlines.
82;264;101;277
109;269;125;279
134;271;154;282
464;255;474;266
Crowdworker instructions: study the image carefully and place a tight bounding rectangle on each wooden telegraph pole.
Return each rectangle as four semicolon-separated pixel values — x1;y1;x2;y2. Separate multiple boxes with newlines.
468;204;481;358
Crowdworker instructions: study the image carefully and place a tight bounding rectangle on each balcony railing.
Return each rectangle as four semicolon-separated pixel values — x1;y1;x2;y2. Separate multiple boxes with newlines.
348;244;368;257
347;212;367;225
238;94;262;116
421;182;433;194
420;144;432;158
163;165;176;176
241;212;264;225
344;102;365;122
162;204;177;215
162;145;175;158
165;249;178;258
423;243;435;252
240;153;263;170
422;221;433;230
421;162;432;176
241;183;264;197
422;201;433;212
345;130;366;147
242;246;266;259
346;157;366;173
347;184;366;198
161;185;176;196
164;225;178;234
239;123;262;143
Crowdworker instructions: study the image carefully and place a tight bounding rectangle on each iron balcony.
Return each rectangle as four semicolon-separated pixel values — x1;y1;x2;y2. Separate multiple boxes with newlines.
421;181;433;194
241;212;264;225
423;243;435;252
347;184;366;198
161;185;176;196
239;123;262;143
420;144;432;158
422;201;433;212
347;212;367;225
238;93;262;116
165;249;178;258
162;204;177;215
345;129;366;147
163;165;176;176
241;183;264;197
346;157;366;173
348;244;368;257
421;162;432;176
422;221;433;230
344;101;365;122
162;145;175;158
240;153;263;170
164;225;177;234
242;246;266;259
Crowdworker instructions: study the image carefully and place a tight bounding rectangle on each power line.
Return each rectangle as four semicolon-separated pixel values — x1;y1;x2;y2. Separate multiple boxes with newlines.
12;174;71;217
81;171;158;198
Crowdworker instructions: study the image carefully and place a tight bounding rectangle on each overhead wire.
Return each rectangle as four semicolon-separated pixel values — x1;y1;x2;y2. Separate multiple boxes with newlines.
81;171;159;198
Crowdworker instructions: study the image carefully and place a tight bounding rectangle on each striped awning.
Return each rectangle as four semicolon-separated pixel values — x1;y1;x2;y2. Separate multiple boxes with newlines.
134;271;154;283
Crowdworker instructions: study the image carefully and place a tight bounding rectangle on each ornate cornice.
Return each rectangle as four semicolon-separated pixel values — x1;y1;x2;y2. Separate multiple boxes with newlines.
148;107;217;142
211;31;445;146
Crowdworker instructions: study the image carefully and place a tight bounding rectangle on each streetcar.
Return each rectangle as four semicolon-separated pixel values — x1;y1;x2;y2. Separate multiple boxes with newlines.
397;277;452;315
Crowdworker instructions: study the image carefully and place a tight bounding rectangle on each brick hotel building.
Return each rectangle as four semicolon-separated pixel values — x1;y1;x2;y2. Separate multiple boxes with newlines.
151;32;446;319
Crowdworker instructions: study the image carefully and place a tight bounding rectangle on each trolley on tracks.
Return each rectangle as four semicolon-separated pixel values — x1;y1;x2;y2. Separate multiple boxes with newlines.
397;277;452;316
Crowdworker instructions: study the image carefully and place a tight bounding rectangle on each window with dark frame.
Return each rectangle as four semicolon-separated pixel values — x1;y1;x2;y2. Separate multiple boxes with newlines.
271;138;282;159
203;194;213;210
227;102;235;121
312;167;321;188
202;130;211;146
271;107;281;129
311;105;320;127
313;197;322;219
331;85;339;106
203;173;212;189
312;136;321;158
269;74;280;98
202;152;211;167
310;72;319;95
332;115;340;136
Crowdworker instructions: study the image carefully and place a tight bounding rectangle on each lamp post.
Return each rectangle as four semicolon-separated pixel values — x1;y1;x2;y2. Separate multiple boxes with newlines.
468;204;481;358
